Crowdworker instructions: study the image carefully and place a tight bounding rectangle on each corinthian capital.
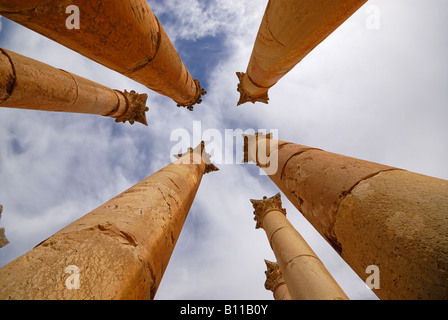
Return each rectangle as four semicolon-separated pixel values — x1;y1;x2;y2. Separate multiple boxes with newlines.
174;141;219;174
236;72;269;106
250;193;286;229
114;90;149;126
264;260;286;293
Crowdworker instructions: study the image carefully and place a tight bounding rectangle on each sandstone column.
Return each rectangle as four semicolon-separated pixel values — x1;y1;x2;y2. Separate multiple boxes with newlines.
0;205;8;248
0;0;205;109
264;259;291;300
0;142;218;300
236;0;366;105
0;48;149;125
251;193;349;300
245;133;448;300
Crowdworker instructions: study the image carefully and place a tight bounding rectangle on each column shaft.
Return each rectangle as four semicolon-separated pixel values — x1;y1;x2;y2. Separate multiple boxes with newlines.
237;0;366;105
273;283;291;300
0;48;148;125
246;134;448;300
0;0;205;108
252;194;348;300
0;143;218;300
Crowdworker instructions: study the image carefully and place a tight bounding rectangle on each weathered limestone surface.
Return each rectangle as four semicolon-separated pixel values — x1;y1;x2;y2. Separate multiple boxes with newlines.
251;193;349;300
0;0;205;108
0;48;148;125
336;170;448;300
0;144;218;300
245;134;448;300
264;260;291;300
237;0;367;105
0;205;9;248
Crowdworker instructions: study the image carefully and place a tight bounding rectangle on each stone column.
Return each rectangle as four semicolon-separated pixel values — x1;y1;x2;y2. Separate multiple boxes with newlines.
0;142;218;300
245;133;448;300
0;0;205;109
0;48;149;125
264;259;291;300
0;205;8;248
251;193;349;300
236;0;366;105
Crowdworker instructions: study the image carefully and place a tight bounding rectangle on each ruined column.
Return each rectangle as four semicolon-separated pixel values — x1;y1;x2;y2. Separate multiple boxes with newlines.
0;0;205;109
0;48;148;125
264;259;291;300
251;193;349;300
0;142;218;300
237;0;366;105
0;205;8;248
245;133;448;300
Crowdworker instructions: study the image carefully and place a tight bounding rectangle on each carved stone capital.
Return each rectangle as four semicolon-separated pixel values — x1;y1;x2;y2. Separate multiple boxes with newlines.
264;260;286;293
250;193;286;229
236;72;269;106
0;205;9;248
177;79;207;111
114;90;149;126
174;141;219;174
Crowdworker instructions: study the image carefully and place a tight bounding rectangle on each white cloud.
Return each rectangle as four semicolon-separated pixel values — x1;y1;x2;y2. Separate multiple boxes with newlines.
150;0;267;42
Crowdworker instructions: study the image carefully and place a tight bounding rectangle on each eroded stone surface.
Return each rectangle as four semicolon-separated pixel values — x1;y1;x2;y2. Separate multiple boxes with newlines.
0;156;211;299
0;0;204;106
0;48;149;125
237;0;367;103
0;205;9;248
252;135;448;300
335;170;448;300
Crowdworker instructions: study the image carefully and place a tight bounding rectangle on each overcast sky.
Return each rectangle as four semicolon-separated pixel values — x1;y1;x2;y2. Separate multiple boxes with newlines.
0;0;447;300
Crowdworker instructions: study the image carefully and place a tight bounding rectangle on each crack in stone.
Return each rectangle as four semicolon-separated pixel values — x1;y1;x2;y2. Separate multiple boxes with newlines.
285;254;320;268
0;49;17;104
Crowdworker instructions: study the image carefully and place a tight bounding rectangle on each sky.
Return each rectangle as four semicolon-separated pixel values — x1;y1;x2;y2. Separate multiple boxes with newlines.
0;0;447;300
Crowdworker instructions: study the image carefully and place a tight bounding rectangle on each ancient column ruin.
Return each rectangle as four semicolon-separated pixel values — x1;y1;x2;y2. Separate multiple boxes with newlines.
0;205;8;248
264;259;291;300
245;133;448;300
236;0;367;105
251;193;349;300
0;48;148;125
0;142;218;300
0;0;446;301
0;0;206;109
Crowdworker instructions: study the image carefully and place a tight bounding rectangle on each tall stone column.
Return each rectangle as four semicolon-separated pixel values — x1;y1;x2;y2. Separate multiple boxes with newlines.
0;48;149;125
0;205;8;248
0;142;218;300
0;0;205;109
251;193;349;300
245;133;448;300
237;0;366;105
264;259;291;300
